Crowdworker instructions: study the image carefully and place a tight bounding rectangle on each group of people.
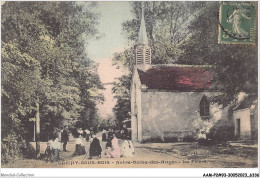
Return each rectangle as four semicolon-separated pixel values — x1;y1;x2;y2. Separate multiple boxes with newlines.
72;127;99;156
70;127;119;159
72;127;94;157
88;129;125;159
45;127;69;162
88;125;134;159
45;125;134;162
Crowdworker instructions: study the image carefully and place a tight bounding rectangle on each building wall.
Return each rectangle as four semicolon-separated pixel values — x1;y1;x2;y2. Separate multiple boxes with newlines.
139;90;224;142
233;109;251;140
130;69;143;142
251;102;258;141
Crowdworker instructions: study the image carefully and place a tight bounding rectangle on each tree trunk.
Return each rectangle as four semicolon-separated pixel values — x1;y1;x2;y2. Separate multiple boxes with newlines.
36;97;40;159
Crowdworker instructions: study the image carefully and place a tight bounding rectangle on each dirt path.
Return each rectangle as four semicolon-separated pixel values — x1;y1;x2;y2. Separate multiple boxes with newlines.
2;136;258;168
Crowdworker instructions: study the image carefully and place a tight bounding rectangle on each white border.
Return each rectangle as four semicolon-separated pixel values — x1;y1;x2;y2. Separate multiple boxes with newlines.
1;0;259;177
1;168;260;178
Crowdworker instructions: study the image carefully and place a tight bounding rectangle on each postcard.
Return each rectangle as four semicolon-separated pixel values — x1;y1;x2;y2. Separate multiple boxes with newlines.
1;1;258;177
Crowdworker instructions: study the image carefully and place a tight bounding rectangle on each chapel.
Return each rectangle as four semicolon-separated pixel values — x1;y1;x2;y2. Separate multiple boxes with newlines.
130;5;229;142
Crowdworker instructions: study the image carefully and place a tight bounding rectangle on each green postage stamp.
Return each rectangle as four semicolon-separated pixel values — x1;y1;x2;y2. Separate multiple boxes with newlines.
219;1;256;44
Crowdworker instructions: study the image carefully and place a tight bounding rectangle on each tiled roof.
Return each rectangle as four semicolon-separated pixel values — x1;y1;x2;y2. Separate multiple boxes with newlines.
137;65;213;91
234;94;257;111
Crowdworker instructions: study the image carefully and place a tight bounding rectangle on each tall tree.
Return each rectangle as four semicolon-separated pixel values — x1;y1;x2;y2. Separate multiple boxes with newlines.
120;1;207;65
1;1;103;163
112;75;131;125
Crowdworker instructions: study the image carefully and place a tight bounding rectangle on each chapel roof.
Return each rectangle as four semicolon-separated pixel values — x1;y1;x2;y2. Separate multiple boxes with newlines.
234;94;258;111
137;65;214;91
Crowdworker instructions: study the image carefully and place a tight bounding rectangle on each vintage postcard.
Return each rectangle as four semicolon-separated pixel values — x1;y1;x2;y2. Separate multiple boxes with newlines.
1;1;259;177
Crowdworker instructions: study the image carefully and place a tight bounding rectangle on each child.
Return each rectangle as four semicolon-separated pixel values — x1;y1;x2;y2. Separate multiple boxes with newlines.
52;136;61;162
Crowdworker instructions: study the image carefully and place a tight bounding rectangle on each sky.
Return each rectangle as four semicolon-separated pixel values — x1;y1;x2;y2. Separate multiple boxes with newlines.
86;2;133;118
86;1;133;60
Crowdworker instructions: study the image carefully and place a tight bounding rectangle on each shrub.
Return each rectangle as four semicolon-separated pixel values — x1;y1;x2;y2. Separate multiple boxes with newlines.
1;133;35;164
208;122;235;143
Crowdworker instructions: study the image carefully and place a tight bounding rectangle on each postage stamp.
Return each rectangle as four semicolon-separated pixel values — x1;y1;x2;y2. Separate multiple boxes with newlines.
218;1;256;44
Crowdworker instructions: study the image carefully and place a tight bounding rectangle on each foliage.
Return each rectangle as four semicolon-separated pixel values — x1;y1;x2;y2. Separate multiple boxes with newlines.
1;1;103;163
121;1;207;65
208;120;235;143
177;2;257;106
98;115;118;130
112;75;131;125
1;133;36;164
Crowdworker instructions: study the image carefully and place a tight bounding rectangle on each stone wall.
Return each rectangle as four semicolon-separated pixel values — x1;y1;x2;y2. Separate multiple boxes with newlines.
139;90;224;142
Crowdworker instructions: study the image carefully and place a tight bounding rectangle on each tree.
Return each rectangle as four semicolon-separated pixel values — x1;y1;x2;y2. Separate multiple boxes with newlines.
177;2;257;106
112;75;131;125
98;114;117;130
120;1;207;65
1;1;103;163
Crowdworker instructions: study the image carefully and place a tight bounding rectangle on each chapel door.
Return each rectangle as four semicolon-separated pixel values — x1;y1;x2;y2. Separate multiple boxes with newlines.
236;118;241;138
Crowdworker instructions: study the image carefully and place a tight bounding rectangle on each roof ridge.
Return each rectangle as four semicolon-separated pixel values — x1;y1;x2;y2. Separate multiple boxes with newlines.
150;64;212;68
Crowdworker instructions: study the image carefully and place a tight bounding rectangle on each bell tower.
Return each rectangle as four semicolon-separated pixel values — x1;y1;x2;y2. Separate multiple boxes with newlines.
135;2;151;71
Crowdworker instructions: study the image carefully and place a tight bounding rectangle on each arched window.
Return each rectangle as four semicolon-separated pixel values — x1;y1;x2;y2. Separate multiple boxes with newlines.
200;96;210;119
